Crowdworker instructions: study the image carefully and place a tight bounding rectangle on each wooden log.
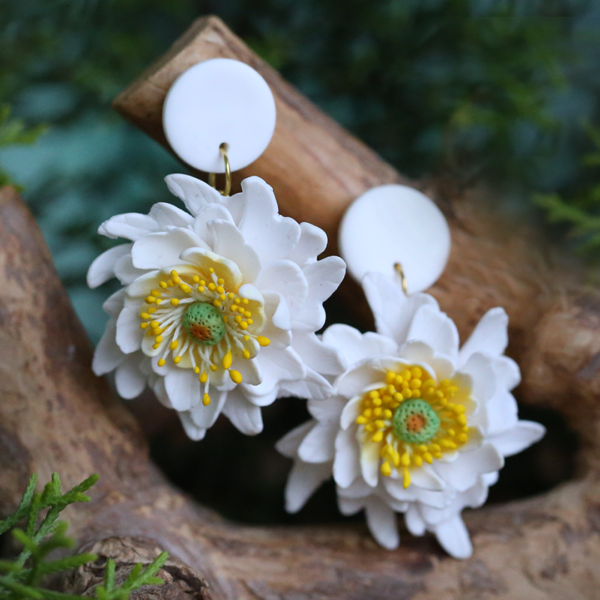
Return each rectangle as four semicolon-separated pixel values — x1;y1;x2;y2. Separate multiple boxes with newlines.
113;16;600;455
1;183;600;598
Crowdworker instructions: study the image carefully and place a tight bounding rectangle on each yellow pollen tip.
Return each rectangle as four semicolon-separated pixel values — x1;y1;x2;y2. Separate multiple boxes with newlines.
217;286;224;294
151;290;161;297
210;364;218;372
209;268;214;273
240;321;248;330
200;372;208;383
192;275;200;283
202;393;211;406
381;461;392;477
228;293;235;300
146;296;156;304
150;320;159;328
173;356;182;364
155;336;163;343
213;300;221;308
217;278;224;285
159;281;167;289
141;312;150;319
372;431;384;443
403;467;411;489
222;351;233;369
243;350;251;359
157;358;166;367
208;283;216;291
243;335;250;341
230;370;243;384
152;344;160;350
255;336;270;348
140;323;149;329
194;366;200;374
242;298;249;305
170;340;179;350
170;298;179;307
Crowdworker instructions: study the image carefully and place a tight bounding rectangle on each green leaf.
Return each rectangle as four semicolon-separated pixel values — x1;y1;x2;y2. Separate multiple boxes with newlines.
0;475;37;535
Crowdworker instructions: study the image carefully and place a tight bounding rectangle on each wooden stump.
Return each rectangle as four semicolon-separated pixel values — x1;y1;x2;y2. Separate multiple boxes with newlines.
1;15;600;600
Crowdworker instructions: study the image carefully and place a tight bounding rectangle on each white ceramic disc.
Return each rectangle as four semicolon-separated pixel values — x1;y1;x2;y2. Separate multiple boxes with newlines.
339;185;451;294
163;58;276;173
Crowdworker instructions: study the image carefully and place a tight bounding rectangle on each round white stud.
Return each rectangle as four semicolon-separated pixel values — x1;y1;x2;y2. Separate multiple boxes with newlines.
339;185;451;294
163;58;276;173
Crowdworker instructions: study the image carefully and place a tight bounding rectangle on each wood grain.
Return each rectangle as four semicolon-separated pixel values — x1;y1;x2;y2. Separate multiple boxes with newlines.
1;13;600;600
1;183;600;600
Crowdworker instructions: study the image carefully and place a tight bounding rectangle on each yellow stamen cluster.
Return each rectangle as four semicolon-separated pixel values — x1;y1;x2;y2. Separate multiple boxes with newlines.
139;267;271;407
355;366;470;488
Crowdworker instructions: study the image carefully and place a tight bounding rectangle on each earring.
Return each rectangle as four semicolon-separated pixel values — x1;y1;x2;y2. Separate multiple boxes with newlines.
87;58;346;441
277;184;546;559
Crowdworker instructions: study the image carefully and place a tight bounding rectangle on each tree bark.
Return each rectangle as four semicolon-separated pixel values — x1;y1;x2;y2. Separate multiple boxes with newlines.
0;14;599;600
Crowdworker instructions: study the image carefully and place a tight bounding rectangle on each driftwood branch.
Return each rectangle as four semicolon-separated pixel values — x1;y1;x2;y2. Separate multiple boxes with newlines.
0;14;599;599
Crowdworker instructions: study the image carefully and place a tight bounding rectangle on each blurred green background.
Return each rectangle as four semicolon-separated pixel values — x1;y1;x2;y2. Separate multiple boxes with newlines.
0;0;591;523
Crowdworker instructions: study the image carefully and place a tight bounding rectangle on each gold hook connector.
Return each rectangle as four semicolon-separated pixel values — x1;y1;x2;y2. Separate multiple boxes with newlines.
208;143;231;197
394;263;408;295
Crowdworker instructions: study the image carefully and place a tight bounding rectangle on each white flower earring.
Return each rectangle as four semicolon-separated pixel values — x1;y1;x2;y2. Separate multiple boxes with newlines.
88;59;346;440
277;184;545;558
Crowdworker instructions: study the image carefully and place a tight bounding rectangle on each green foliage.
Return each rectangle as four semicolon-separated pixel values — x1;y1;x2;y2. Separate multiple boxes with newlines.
2;0;600;341
0;105;47;187
0;474;168;600
535;125;600;257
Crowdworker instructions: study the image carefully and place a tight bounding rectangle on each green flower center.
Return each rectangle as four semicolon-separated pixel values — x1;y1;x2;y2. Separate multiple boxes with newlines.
393;399;440;444
182;302;225;346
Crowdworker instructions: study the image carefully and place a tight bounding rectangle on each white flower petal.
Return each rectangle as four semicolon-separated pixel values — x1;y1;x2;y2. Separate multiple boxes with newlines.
178;412;208;441
365;497;399;550
434;516;473;559
285;222;327;266
340;396;362;430
180;246;243;290
236;177;301;262
406;304;459;361
336;359;385;399
115;355;146;399
399;341;454;381
192;203;235;243
149;202;194;228
164;368;201;411
131;229;203;270
460;352;496;404
459;307;509;367
434;444;504;492
165;173;223;216
360;438;380;487
277;369;333;401
337;494;363;516
276;421;315;458
301;256;346;305
484;390;518;436
98;213;158;241
405;505;426;536
222;389;264;435
298;423;336;463
255;259;308;304
489;421;545;457
186;390;228;429
292;331;346;376
307;396;345;423
115;307;144;354
113;253;146;286
362;271;437;345
334;428;361;488
208;219;261;283
92;320;124;375
87;244;132;288
102;288;126;317
322;325;398;367
285;460;331;513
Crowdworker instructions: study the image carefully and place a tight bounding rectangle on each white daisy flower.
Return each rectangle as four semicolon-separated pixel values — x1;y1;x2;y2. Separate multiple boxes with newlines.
277;271;545;558
88;175;346;439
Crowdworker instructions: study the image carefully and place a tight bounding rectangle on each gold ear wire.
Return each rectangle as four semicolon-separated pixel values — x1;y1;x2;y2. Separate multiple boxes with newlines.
394;263;408;295
208;142;231;197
